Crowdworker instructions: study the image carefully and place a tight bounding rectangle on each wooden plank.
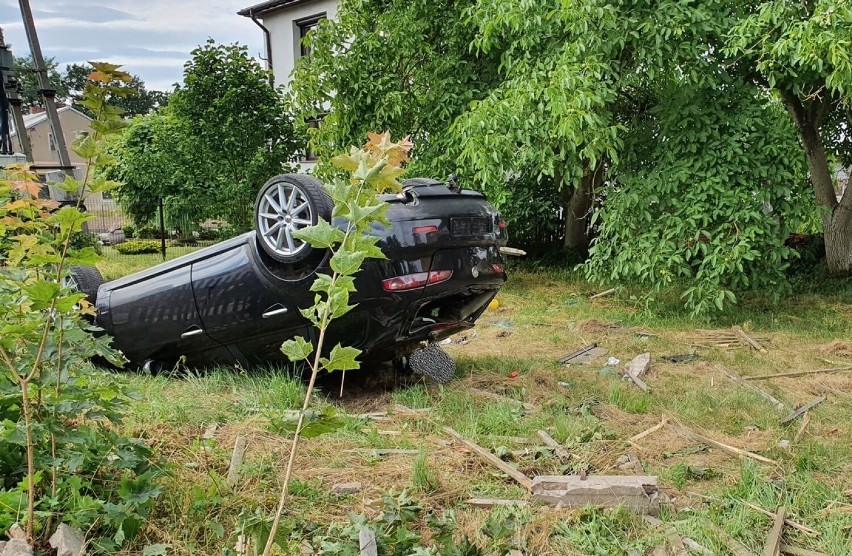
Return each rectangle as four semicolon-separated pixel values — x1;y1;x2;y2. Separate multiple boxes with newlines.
780;397;826;426
590;288;617;299
537;430;571;461
470;388;535;411
780;545;828;556
628;417;668;444
762;506;786;556
736;499;816;536
226;435;247;488
532;475;661;514
717;365;787;411
732;325;768;353
705;521;758;556
668;423;778;466
794;412;811;443
466;498;529;508
626;372;650;393
359;528;378;556
744;366;852;381
444;427;533;490
643;515;687;553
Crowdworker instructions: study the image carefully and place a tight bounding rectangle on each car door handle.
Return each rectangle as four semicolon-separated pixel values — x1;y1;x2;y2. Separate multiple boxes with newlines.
181;326;205;339
262;305;289;319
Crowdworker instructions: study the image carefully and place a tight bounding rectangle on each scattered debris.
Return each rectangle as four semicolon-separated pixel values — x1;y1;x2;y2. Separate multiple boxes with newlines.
762;506;786;556
606;357;622;366
794;412;811;443
332;482;363;495
359;527;378;556
438;338;452;345
691;329;770;351
662;444;707;459
668;423;778;466
616;452;644;474
226;435;248;488
356;412;389;421
499;246;527;257
342;449;420;456
598;367;620;377
202;422;218;440
559;343;608;365
48;524;84;556
663;354;699;364
682;537;713;555
777;439;792;450
466;498;529;508
590;288;618;299
628;417;669;445
717;365;788;411
531;475;661;514
496;330;513;338
508;370;519;379
537;430;571;461
624;370;650;393
558;381;572;389
2;524;32;556
704;521;756;556
469;388;535;411
642;515;687;554
732;325;768;353
780;397;826;426
444;427;533;490
490;318;515;329
735;499;816;536
743;365;852;381
627;353;651;377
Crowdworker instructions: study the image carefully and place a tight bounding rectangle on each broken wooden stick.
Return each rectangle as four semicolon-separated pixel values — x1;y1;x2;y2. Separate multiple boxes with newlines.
744;366;852;381
628;417;669;444
469;388;535;411
794;412;811;443
226;435;247;487
444;427;532;489
668;423;778;466
762;506;786;556
732;325;768;353
537;430;571;461
736;499;816;536
342;448;420;455
625;372;650;393
466;498;529;509
780;545;828;556
590;288;617;299
780;397;826;426
717;365;787;411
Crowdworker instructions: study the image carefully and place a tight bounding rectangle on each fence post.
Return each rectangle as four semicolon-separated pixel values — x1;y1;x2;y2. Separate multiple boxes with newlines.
158;198;166;260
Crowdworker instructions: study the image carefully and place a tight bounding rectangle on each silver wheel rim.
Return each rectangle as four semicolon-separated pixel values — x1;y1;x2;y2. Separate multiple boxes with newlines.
257;181;314;258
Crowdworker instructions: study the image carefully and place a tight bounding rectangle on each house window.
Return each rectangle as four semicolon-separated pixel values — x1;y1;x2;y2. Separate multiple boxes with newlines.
48;132;56;151
296;13;325;59
304;113;326;162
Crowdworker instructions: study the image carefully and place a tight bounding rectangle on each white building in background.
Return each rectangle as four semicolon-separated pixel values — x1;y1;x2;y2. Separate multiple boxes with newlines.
238;0;338;91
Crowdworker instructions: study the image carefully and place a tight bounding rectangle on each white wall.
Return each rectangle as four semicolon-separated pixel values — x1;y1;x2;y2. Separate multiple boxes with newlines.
262;0;338;91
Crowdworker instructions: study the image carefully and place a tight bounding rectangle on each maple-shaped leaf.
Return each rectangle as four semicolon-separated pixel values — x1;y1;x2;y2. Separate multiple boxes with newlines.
10;179;42;198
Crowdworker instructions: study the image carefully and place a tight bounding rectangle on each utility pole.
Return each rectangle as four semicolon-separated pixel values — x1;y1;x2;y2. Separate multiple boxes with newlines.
18;0;74;177
0;26;32;160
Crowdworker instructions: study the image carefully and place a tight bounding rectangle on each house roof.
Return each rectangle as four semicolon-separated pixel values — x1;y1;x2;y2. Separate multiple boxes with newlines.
10;106;92;137
238;0;320;17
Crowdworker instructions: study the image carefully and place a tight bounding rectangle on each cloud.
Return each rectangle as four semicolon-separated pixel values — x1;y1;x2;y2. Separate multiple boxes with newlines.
0;0;264;91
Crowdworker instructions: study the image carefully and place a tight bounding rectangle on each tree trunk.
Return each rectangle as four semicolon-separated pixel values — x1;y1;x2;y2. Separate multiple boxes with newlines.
561;165;601;250
781;90;852;274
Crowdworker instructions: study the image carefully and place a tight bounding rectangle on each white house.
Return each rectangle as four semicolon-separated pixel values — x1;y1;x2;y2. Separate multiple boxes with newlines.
238;0;338;91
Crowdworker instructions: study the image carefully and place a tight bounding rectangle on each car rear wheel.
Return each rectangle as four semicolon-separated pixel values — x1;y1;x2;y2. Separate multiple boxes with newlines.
254;174;332;264
66;265;104;305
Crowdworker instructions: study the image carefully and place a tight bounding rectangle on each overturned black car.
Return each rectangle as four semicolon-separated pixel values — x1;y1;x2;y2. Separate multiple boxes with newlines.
72;175;508;376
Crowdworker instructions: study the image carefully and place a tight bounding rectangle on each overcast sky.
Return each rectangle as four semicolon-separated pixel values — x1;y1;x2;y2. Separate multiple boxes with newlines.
0;0;264;91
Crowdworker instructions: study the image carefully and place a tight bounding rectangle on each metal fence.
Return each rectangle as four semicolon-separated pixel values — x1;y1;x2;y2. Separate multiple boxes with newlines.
83;199;233;263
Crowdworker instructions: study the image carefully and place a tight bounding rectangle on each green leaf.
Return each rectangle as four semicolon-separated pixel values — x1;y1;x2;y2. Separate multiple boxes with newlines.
142;544;170;556
25;280;61;310
320;344;361;372
329;250;367;276
292;218;345;249
310;273;356;294
281;336;314;362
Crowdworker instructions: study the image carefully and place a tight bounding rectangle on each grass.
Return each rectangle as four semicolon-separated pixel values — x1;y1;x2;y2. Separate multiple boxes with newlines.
98;266;852;555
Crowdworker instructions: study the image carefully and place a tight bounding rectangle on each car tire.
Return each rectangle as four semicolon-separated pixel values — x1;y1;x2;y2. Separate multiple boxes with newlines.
67;265;104;305
254;174;333;264
406;344;456;384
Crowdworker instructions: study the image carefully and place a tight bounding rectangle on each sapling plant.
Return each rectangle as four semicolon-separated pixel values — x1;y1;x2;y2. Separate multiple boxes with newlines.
262;132;411;555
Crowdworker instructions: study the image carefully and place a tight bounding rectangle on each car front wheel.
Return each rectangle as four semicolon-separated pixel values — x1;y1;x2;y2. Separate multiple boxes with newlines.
254;174;332;264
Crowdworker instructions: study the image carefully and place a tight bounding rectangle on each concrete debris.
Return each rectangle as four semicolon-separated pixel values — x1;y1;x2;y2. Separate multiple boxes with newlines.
560;343;608;365
359;527;378;556
48;524;85;556
226;435;248;488
1;526;32;556
531;475;661;514
7;525;24;541
466;498;529;508
682;537;713;555
606;357;621;366
627;353;651;378
332;482;363;495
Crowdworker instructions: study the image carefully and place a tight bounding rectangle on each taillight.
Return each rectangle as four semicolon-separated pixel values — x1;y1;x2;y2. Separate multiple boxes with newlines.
498;220;507;230
382;270;453;292
491;263;505;274
412;225;438;234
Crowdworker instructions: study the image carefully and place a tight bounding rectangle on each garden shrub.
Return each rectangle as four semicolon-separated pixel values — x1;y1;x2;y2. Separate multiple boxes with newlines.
114;239;161;255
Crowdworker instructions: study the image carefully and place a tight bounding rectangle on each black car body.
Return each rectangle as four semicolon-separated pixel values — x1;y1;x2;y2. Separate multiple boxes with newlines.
91;176;508;369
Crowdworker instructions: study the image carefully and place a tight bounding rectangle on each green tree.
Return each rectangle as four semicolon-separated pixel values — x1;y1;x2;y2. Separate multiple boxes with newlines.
169;40;299;229
726;1;852;274
12;55;67;109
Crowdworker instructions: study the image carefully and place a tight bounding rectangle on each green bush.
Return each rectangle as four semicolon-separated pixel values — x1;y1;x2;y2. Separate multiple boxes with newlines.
70;231;103;255
115;240;161;255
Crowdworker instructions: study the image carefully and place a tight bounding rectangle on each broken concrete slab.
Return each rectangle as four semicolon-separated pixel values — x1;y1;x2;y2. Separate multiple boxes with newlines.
1;527;32;556
559;343;608;365
531;475;661;514
627;353;651;378
331;482;363;495
48;524;85;556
